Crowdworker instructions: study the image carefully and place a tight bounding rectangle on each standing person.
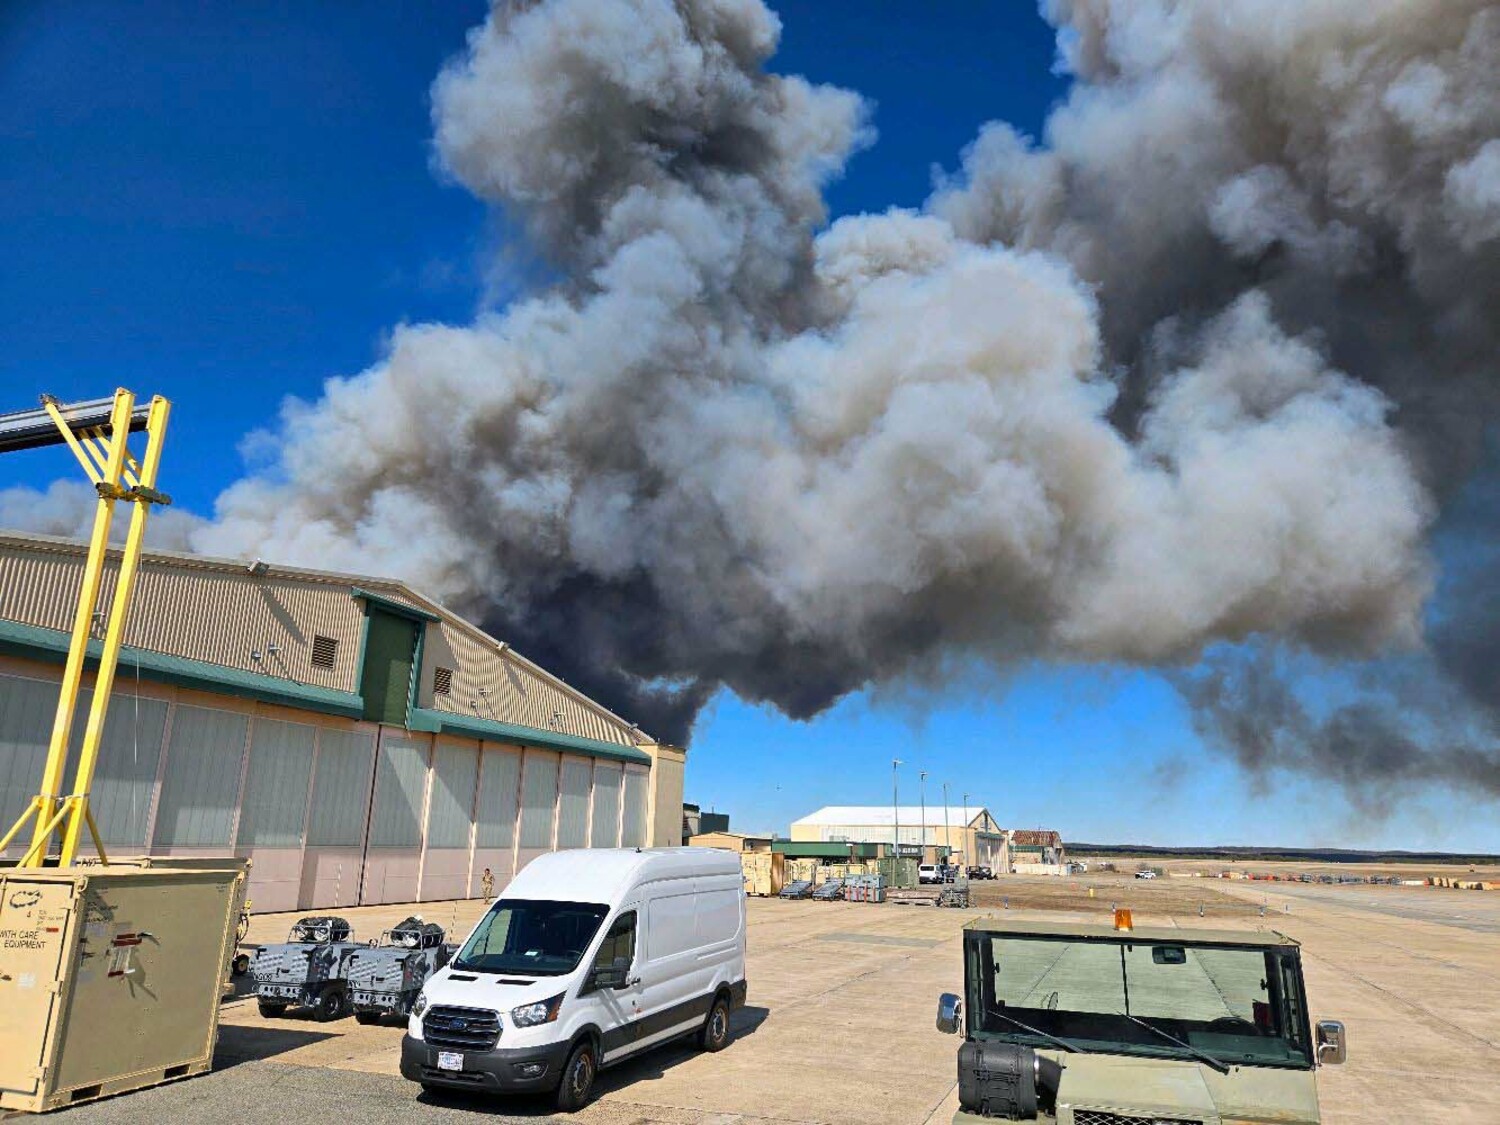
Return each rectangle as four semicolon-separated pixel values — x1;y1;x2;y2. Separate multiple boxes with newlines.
480;867;495;903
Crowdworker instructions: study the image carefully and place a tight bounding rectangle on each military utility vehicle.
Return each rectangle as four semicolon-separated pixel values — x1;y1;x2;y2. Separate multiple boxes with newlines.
936;916;1346;1124
252;916;361;1021
347;917;450;1024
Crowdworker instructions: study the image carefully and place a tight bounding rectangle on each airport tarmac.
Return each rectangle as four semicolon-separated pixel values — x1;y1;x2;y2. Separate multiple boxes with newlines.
39;873;1500;1125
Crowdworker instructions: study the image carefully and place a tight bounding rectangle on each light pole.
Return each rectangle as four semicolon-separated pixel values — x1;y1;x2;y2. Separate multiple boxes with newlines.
891;758;903;866
943;781;956;885
963;791;970;870
919;770;928;865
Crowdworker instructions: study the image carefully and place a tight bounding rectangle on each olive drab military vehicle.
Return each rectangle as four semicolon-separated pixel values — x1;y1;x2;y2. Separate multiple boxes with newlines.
936;916;1347;1124
252;916;361;1021
347;916;451;1024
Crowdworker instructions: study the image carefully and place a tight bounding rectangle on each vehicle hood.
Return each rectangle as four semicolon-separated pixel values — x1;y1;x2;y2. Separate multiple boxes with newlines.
1047;1052;1321;1124
420;965;569;1011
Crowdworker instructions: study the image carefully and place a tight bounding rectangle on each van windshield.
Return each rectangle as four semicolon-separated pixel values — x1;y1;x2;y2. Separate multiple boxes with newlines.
454;899;609;977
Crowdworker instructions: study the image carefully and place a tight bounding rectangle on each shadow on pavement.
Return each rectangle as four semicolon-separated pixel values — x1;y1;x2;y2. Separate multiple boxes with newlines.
215;1023;338;1070
415;1005;771;1117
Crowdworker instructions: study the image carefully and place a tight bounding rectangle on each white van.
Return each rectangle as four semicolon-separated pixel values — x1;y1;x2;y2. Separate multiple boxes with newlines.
400;848;747;1110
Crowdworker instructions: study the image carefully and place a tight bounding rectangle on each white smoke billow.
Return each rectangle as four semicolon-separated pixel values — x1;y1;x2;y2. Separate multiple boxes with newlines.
9;1;1497;800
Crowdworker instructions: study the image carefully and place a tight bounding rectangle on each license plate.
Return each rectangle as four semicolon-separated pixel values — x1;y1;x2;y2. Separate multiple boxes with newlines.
437;1051;463;1072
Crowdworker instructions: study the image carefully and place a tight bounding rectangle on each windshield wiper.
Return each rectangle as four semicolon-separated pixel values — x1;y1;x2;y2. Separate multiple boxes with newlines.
1119;1013;1230;1074
986;1006;1090;1054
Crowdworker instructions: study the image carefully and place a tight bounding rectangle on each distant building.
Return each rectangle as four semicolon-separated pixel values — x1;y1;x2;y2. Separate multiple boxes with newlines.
790;805;1010;870
688;831;770;853
681;802;730;844
1010;829;1066;866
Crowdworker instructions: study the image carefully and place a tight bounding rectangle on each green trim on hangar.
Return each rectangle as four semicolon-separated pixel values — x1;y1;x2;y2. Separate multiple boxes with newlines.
0;618;366;717
408;707;652;765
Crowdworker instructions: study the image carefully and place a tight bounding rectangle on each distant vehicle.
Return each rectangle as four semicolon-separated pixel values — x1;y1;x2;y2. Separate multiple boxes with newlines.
965;866;994;880
401;848;747;1112
919;863;941;884
935;917;1346;1123
1134;869;1158;879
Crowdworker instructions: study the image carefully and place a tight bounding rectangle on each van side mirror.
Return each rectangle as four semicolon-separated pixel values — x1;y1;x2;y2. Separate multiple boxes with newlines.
1316;1019;1347;1065
591;956;631;991
936;992;963;1034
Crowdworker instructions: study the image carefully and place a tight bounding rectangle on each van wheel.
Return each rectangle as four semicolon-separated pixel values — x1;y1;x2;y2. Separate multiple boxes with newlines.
555;1040;596;1112
700;995;731;1052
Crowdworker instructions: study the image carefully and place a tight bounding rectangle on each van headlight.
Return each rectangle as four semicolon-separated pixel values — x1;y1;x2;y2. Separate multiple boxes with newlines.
411;992;430;1019
511;994;564;1028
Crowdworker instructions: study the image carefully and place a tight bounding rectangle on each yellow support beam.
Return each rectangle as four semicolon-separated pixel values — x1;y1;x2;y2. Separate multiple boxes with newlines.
27;389;135;863
60;395;172;865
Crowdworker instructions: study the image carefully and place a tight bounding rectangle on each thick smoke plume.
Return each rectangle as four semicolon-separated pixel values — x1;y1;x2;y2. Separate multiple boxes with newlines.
8;1;1496;802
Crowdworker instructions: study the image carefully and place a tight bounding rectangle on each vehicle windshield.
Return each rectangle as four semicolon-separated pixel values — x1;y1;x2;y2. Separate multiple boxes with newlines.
454;899;609;977
967;933;1313;1069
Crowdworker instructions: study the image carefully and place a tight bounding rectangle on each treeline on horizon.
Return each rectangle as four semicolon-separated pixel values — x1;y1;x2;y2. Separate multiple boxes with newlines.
1068;843;1500;865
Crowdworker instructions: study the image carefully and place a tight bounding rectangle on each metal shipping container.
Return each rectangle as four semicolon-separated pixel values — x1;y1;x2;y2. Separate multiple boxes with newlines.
0;865;245;1113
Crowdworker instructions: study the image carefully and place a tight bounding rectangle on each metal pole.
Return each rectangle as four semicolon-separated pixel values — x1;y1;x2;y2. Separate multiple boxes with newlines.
891;758;902;866
963;792;970;870
919;770;927;864
943;782;955;885
60;395;171;865
28;389;135;863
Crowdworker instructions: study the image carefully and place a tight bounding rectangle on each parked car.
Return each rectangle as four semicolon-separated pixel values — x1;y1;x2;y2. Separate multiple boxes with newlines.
1134;869;1158;879
919;863;941;885
965;866;994;880
401;848;748;1112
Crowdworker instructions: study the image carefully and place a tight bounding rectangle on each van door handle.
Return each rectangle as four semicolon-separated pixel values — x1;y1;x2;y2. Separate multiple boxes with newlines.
627;976;642;987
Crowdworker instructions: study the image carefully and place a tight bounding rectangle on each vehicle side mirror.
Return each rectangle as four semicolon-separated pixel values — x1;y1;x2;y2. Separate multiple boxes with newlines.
1316;1019;1347;1065
591;956;631;991
936;992;963;1034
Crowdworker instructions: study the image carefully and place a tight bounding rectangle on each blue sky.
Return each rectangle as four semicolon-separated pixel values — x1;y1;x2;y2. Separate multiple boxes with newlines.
1;3;1491;852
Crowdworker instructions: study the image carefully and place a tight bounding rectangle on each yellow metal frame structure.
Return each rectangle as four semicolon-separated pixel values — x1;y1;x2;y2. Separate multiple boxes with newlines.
0;388;172;867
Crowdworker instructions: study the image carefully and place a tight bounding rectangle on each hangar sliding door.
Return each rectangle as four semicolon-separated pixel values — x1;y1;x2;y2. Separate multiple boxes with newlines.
420;738;478;902
361;730;429;905
473;745;521;895
299;727;376;911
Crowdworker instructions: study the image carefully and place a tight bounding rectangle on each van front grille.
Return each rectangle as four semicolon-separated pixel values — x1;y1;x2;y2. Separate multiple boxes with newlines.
423;1005;501;1051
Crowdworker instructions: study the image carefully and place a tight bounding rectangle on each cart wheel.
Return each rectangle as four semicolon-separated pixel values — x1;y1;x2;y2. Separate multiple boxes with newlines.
555;1040;596;1112
232;953;251;976
354;1009;381;1025
314;988;348;1022
257;999;288;1019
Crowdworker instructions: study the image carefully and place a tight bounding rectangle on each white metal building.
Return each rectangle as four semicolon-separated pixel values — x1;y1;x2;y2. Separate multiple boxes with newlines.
789;805;1009;869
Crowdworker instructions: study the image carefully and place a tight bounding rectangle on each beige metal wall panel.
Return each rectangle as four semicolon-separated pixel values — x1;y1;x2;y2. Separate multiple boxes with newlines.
426;739;478;849
368;733;429;848
237;718;317;846
556;755;592;849
644;744;685;848
421;621;637;746
152;704;249;847
86;687;169;848
418;848;471;903
239;846;303;914
361;847;420;906
622;765;649;848
305;728;376;847
590;761;622;848
0;670;56;848
475;745;521;850
0;542;366;691
298;848;363;911
518;748;559;850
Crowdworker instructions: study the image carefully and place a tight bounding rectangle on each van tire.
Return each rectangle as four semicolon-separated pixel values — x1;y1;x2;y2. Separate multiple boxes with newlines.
700;995;731;1052
555;1040;597;1112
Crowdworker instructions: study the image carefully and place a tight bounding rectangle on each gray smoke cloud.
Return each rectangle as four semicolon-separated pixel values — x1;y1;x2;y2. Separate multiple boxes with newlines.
7;1;1493;803
933;0;1500;796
